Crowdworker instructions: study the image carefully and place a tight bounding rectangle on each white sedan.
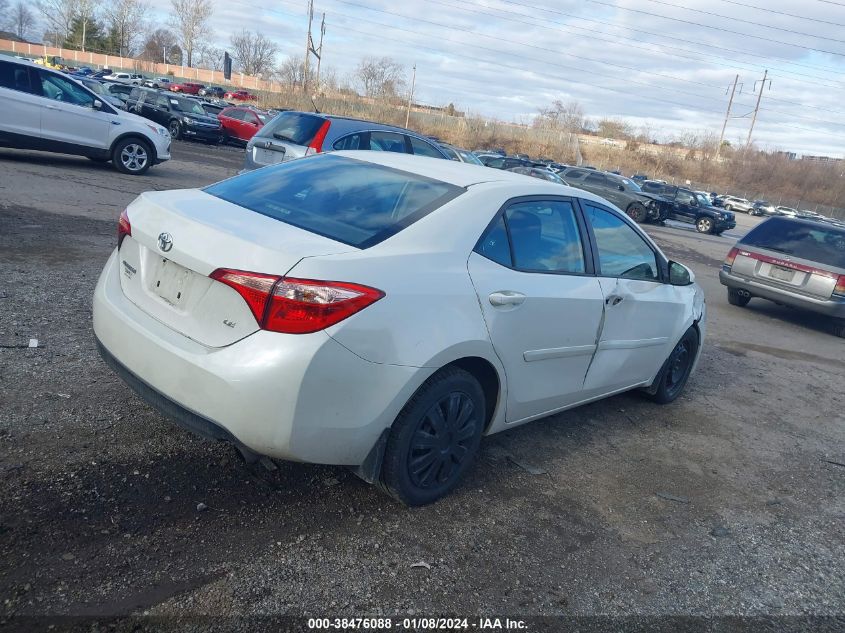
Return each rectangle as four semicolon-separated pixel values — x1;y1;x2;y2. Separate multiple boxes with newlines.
93;152;706;505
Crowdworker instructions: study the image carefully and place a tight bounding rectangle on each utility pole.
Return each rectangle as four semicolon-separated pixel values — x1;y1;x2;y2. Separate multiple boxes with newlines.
716;74;738;159
315;12;326;89
746;69;770;150
405;63;416;128
303;0;314;94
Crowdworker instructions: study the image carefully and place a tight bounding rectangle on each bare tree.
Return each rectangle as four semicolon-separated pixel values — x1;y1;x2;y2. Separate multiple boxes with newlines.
102;0;148;57
229;29;278;77
74;0;101;51
140;27;180;64
169;0;212;67
355;56;404;99
276;54;312;88
535;99;585;132
195;42;223;70
0;0;9;30
9;1;36;39
36;0;76;45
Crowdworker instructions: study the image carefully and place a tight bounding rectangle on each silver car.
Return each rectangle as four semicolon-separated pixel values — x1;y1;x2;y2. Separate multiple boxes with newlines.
720;196;753;213
719;216;845;336
241;111;448;171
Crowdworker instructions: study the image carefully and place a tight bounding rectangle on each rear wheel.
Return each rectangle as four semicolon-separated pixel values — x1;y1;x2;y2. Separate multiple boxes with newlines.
646;328;699;404
696;217;714;233
111;138;152;175
626;202;648;223
380;368;485;506
727;288;750;307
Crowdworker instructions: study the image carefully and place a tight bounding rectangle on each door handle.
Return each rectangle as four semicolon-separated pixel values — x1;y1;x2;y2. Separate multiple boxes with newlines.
46;105;60;110
605;294;624;306
489;291;526;307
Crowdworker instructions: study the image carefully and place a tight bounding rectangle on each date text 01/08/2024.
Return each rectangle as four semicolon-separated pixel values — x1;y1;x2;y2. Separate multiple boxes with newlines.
307;617;528;630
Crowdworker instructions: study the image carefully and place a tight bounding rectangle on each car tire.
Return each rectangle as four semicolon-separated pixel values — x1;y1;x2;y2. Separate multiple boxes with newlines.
645;327;699;405
727;288;751;307
832;319;845;338
168;120;181;140
696;217;714;233
626;202;648;223
111;137;152;175
380;367;485;506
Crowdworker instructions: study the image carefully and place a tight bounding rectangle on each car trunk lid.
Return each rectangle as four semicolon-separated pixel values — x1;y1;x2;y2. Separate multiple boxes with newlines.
731;247;840;299
117;189;355;347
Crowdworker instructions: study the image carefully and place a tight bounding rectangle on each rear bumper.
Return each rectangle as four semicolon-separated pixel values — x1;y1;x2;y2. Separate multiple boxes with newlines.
92;249;426;464
719;269;845;318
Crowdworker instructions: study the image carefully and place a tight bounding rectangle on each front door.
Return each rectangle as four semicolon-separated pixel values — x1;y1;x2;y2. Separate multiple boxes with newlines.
468;198;605;423
671;189;698;223
35;69;110;150
580;203;684;393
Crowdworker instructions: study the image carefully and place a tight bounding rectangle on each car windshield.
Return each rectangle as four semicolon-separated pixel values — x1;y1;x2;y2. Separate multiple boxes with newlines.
204;154;463;248
172;97;206;115
741;218;845;268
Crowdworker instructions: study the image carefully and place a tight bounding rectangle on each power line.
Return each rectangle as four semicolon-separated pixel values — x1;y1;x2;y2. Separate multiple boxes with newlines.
712;0;845;27
422;0;841;91
585;0;845;56
318;0;845;126
640;0;845;41
495;0;845;81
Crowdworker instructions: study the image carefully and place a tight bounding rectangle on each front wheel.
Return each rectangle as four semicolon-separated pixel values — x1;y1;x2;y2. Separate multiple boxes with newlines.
696;217;714;233
168;120;181;140
646;327;699;404
112;138;152;175
626;202;647;223
380;368;485;506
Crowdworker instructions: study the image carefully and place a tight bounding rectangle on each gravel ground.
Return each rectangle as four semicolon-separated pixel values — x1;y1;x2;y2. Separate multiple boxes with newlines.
0;144;843;627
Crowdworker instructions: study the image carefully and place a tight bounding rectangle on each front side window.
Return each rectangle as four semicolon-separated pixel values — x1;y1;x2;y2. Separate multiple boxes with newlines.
38;71;94;107
584;204;659;281
502;200;586;273
224;108;245;121
369;131;406;153
676;190;695;204
584;173;607;187
409;136;444;158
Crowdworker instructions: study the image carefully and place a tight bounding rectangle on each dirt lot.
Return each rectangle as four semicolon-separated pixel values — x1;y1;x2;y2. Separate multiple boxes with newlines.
0;144;843;627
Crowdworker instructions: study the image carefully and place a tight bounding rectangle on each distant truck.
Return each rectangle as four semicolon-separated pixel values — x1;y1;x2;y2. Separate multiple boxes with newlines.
34;55;67;70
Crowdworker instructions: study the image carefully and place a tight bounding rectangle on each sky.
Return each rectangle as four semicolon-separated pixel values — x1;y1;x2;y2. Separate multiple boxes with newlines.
142;0;845;156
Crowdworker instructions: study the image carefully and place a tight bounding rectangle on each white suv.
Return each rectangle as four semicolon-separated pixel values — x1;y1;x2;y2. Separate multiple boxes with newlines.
0;57;171;175
103;72;144;84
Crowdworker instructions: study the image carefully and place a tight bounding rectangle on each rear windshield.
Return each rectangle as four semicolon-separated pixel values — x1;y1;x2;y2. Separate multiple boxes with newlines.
741;217;845;269
204;154;463;248
258;112;326;145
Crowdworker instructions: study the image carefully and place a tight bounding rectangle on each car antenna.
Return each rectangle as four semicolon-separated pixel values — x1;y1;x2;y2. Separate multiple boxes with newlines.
310;94;321;114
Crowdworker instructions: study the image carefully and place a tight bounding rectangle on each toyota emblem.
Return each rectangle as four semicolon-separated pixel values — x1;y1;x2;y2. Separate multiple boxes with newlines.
158;232;173;252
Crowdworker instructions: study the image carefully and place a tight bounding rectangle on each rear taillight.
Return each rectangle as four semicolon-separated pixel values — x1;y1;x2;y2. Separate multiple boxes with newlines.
723;247;738;269
209;269;384;334
835;275;845;297
118;209;131;248
306;120;331;154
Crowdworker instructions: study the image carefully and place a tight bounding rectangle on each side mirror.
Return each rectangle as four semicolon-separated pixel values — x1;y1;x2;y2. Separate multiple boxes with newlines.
93;99;103;110
668;261;693;286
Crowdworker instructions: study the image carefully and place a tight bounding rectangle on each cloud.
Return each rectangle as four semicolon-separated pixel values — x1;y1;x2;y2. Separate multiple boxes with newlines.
145;0;845;156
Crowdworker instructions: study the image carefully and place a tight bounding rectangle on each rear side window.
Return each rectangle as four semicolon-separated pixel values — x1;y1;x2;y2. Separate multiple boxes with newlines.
741;218;845;268
259;112;326;145
563;169;588;178
584;173;607;186
333;133;364;150
0;61;34;93
204;154;463;248
369;131;406;153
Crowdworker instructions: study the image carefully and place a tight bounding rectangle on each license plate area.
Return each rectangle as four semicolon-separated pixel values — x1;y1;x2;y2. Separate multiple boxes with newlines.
255;146;286;165
150;257;194;308
769;265;795;282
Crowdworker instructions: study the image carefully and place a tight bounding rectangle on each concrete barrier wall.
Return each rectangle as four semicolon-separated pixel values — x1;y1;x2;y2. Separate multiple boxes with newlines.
0;38;282;93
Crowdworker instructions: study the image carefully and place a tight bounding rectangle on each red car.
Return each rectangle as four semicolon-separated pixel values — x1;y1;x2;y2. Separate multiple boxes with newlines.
170;82;204;94
224;89;258;101
217;107;269;144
